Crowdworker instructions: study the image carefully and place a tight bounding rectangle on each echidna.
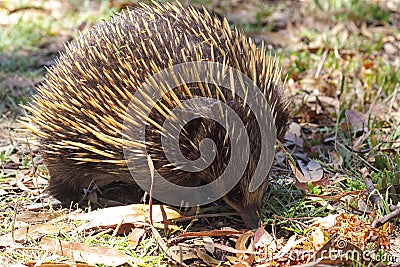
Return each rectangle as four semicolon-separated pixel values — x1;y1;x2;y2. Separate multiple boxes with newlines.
22;2;290;228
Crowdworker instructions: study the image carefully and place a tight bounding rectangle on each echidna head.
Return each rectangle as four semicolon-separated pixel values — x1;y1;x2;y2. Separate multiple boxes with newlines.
183;98;269;228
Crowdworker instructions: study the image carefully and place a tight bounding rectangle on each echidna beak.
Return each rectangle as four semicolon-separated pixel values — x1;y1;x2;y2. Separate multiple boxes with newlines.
239;207;260;229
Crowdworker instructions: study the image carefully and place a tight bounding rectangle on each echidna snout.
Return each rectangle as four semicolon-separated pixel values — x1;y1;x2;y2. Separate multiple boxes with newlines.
21;2;290;228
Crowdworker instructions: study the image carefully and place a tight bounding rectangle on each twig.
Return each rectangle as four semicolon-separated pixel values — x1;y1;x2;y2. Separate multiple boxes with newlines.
315;49;329;78
273;215;309;228
149;223;187;266
147;155;155;226
372;206;400;228
174;212;238;222
360;167;383;209
336;142;379;172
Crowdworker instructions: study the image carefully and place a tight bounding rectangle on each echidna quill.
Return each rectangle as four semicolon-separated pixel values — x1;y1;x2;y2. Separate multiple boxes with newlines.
21;2;290;228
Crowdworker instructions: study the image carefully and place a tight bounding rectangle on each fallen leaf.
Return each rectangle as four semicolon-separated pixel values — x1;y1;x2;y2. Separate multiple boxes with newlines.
16;211;63;223
202;236;215;255
310;214;338;228
285;122;303;147
235;230;255;265
294;178;330;191
235;231;254;251
298;160;324;181
288;160;309;183
16;170;40;194
330;150;343;169
345;109;366;134
149;224;184;266
1;221;74;243
127;227;145;249
254;227;276;252
70;204;181;231
310;227;327;250
273;235;305;260
175;229;243;241
24;263;95;267
41;237;137;266
212;243;258;254
196;248;221;266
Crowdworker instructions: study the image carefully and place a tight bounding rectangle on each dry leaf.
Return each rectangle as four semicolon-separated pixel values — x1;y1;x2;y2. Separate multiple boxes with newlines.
16;211;63;224
235;230;255;265
41;237;137;266
310;214;338;228
212;243;258;255
310;227;327;250
273;235;305;260
175;229;242;241
330;150;343;169
285;122;303;147
298;160;324;181
16;170;40;194
289;160;309;183
254;227;276;252
235;231;254;252
1;222;73;243
70;204;181;230
196;248;221;266
149;224;184;266
202;236;215;255
345;109;366;134
127;228;145;249
24;263;95;267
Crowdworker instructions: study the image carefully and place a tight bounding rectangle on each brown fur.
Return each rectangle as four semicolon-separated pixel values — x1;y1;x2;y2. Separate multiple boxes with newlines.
22;2;290;228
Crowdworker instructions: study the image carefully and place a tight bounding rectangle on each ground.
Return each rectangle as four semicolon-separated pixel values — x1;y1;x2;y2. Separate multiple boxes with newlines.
0;0;399;266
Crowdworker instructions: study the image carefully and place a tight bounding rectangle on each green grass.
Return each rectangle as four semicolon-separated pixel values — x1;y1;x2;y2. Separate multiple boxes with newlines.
265;0;399;246
0;0;118;116
313;0;391;23
0;0;399;265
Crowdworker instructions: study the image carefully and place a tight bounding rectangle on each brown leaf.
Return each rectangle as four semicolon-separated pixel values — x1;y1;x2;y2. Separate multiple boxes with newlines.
127;227;145;249
254;227;277;252
345;109;366;134
301;77;335;96
41;237;137;266
196;248;221;266
212;243;258;254
16;211;63;223
298;160;324;182
273;235;305;260
25;263;95;267
235;231;254;252
1;222;74;243
234;230;255;264
16;170;40;194
70;204;181;230
149;224;185;266
294;178;330;191
262;31;290;46
288;160;309;183
175;229;243;241
330;150;343;169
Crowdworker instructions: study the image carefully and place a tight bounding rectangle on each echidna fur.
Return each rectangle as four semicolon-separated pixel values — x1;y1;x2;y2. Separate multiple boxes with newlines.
21;2;290;228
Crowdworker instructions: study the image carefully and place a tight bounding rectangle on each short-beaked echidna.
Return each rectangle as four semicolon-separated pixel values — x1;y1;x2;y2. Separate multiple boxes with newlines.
22;2;290;228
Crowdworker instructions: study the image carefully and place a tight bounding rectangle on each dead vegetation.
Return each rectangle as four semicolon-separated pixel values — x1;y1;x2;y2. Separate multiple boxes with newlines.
0;0;399;266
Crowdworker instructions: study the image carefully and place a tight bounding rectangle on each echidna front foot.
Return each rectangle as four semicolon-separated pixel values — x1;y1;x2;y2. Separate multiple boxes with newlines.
44;162;95;206
47;174;85;206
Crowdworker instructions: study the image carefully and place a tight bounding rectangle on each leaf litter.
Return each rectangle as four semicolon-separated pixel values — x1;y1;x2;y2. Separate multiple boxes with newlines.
0;0;400;266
